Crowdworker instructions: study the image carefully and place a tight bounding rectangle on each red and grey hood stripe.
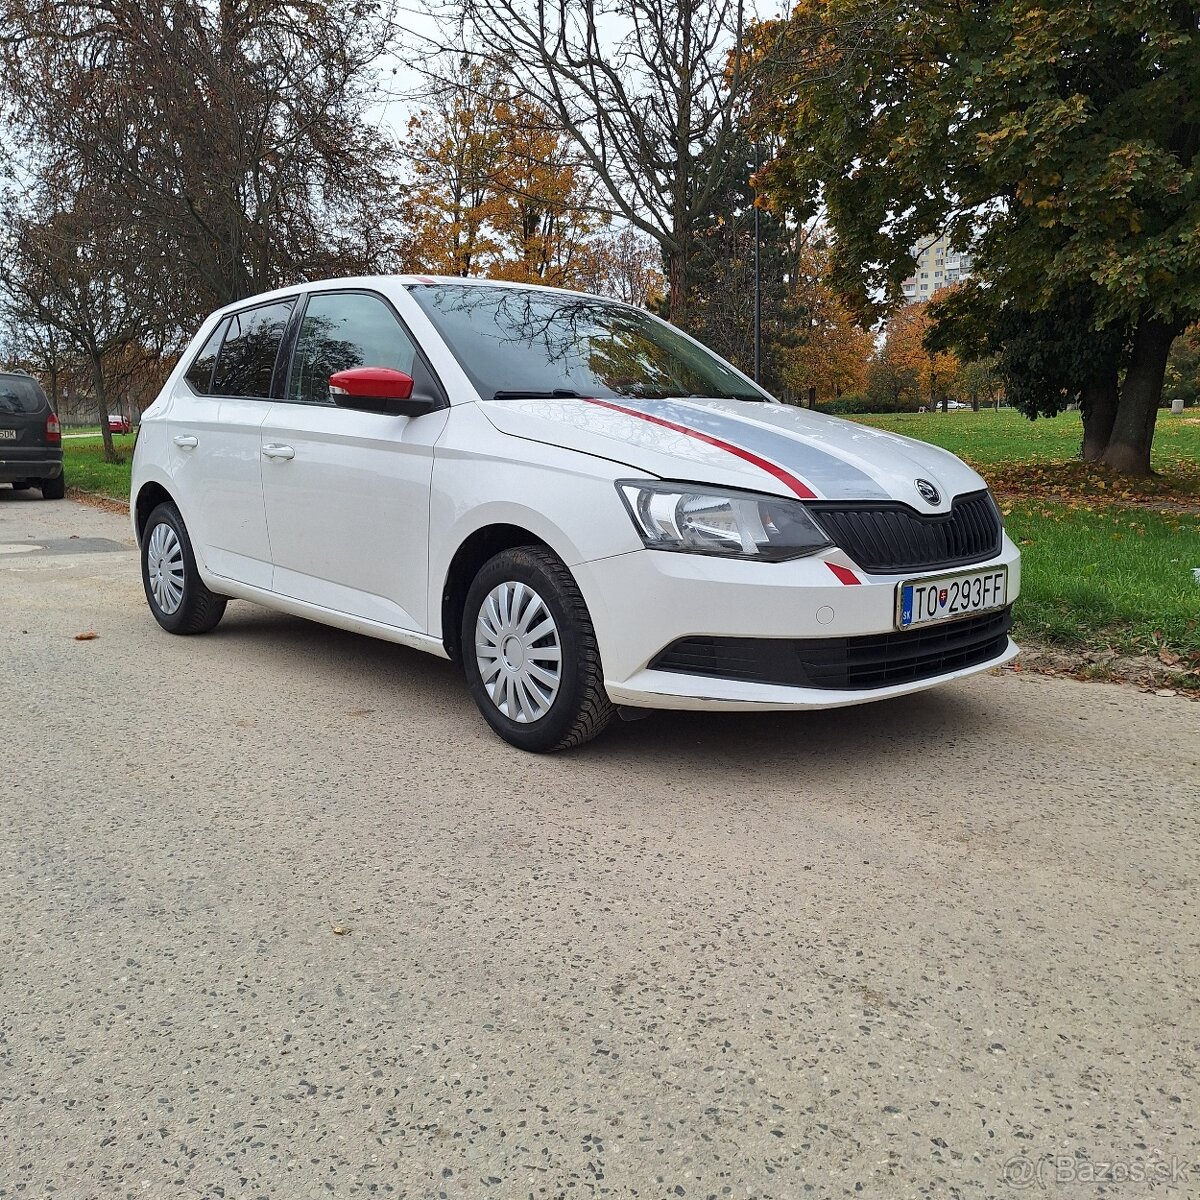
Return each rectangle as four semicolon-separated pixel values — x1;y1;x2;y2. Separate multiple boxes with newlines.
581;396;890;502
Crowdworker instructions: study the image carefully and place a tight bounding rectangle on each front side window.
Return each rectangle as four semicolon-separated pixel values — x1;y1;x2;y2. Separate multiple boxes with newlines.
211;301;294;399
288;292;418;405
408;284;771;403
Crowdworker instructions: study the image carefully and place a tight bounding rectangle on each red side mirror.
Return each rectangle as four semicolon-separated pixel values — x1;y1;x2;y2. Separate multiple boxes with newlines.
329;366;415;401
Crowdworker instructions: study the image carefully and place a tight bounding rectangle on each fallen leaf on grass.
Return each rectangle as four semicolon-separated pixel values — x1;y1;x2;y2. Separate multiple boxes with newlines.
74;631;99;641
1158;648;1182;666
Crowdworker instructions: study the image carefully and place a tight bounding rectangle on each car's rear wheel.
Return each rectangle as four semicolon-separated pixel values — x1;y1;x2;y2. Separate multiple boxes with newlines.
141;501;227;635
40;473;65;500
462;546;614;752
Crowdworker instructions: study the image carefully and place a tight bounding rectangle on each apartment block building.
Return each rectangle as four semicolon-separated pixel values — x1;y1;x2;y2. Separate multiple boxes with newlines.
901;235;973;303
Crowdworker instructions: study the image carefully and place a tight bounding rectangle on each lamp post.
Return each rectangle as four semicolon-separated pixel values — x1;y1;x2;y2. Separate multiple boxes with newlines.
753;141;761;384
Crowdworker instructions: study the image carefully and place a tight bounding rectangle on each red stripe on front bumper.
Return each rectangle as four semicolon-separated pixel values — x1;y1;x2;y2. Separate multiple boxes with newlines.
826;562;862;585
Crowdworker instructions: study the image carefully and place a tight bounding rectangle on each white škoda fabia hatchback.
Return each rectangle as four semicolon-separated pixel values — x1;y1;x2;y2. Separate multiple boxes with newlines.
132;277;1020;751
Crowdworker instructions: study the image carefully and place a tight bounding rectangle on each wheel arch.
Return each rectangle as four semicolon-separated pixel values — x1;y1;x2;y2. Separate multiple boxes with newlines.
133;480;175;547
440;523;554;663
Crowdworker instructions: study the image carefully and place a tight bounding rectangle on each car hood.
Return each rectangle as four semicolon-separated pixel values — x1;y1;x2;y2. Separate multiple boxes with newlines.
478;395;987;511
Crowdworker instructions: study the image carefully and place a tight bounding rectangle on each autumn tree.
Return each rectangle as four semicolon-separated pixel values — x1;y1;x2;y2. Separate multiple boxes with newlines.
404;65;506;276
1;0;400;326
576;227;665;308
1;183;169;462
1;321;72;415
487;93;608;285
405;68;607;285
955;358;1003;412
868;304;958;413
451;0;762;327
777;244;873;406
753;0;1200;473
676;129;870;401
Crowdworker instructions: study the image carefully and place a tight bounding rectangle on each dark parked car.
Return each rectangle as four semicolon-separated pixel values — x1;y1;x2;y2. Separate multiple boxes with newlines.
0;372;65;499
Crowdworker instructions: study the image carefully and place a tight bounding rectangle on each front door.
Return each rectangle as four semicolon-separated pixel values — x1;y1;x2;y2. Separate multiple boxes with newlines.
259;290;448;632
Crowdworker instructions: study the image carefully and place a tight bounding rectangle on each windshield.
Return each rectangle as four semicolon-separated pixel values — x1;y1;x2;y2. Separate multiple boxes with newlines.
408;284;772;403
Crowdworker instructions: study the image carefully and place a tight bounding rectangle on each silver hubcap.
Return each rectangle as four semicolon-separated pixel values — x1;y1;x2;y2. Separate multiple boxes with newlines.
475;581;562;723
146;522;185;615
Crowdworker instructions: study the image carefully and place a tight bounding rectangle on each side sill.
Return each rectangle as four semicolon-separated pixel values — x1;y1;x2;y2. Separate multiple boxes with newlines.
204;573;451;660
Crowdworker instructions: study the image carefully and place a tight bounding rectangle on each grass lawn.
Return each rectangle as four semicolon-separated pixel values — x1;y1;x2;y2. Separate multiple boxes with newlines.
63;434;136;499
1004;501;1199;661
852;406;1200;474
62;414;1200;671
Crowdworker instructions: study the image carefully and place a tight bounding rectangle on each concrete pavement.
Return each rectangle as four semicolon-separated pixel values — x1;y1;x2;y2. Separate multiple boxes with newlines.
2;494;1197;1198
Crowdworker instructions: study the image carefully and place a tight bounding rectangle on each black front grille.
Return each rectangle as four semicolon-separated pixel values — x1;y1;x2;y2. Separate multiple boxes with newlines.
650;608;1013;691
809;490;1002;574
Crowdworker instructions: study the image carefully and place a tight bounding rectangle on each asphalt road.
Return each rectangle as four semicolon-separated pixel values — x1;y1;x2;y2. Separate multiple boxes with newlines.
2;494;1197;1200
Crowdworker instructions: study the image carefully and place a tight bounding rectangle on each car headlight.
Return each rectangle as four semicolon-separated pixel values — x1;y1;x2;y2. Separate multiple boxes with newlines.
617;480;832;561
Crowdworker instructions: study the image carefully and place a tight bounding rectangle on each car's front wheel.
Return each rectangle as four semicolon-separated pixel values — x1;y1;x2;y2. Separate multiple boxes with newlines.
462;546;615;752
141;501;227;635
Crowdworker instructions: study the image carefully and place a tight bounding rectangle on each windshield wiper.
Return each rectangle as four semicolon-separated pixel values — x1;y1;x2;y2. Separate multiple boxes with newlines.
490;388;584;401
684;391;770;403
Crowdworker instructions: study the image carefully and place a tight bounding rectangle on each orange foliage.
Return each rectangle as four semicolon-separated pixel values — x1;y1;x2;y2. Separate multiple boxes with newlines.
405;69;618;289
875;303;959;408
776;242;872;403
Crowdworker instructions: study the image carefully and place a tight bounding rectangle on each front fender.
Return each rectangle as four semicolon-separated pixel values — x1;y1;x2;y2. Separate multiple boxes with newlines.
427;408;644;640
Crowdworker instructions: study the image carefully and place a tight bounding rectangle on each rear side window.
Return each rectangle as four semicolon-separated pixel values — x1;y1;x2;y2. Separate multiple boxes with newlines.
184;319;229;395
210;300;295;399
288;291;418;405
0;375;48;414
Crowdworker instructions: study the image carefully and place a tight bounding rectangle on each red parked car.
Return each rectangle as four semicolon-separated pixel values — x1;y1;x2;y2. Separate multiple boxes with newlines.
108;413;133;434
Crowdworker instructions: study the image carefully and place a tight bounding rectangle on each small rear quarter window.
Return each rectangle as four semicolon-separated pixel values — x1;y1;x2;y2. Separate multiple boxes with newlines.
184;319;228;395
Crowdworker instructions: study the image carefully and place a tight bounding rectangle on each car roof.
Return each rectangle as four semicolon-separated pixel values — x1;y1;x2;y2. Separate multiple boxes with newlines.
207;275;621;320
0;370;46;390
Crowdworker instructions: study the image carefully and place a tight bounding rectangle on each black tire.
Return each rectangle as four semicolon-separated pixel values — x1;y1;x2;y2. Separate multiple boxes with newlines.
462;546;615;752
141;501;227;635
40;473;66;500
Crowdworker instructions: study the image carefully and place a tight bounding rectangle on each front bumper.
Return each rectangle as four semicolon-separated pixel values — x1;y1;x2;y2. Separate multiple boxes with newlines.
573;536;1022;711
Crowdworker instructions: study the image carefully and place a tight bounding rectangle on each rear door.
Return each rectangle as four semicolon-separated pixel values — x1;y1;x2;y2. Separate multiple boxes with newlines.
167;299;295;589
259;288;448;631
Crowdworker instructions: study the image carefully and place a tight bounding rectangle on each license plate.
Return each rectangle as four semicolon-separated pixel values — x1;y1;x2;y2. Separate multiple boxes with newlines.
0;429;15;440
897;566;1008;630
